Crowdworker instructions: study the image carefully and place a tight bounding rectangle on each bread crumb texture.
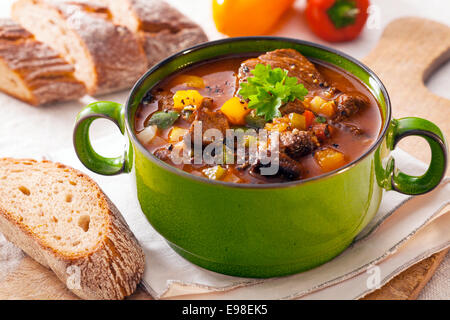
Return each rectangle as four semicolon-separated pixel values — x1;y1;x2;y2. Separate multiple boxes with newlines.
0;159;107;256
0;159;145;299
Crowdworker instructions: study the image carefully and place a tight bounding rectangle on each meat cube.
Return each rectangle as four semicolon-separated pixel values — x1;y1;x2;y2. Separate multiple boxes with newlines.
311;123;332;142
280;129;318;159
238;49;328;92
188;98;230;145
154;146;171;161
279;99;305;116
277;153;303;180
249;152;303;181
334;93;369;121
199;97;215;110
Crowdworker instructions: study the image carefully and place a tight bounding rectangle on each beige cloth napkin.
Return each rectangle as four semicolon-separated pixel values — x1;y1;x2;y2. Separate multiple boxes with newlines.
47;135;449;299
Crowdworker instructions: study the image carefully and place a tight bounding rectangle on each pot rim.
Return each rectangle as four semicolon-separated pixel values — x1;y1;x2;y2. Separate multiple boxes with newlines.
125;36;392;189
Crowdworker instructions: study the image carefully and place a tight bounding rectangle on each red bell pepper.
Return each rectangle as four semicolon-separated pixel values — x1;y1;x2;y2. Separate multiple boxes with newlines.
305;0;370;42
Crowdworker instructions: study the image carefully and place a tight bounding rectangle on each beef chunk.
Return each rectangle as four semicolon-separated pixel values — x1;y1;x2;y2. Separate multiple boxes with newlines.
189;98;230;145
280;129;318;159
277;153;303;180
238;49;328;92
250;152;303;181
334;93;369;121
199;96;215;109
311;123;332;142
154;146;171;161
157;91;174;111
279;99;305;116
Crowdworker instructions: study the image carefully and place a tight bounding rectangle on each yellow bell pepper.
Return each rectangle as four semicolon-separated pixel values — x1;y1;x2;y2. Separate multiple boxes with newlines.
314;148;346;172
173;90;204;111
202;165;227;180
168;127;189;143
309;96;336;117
319;101;336;117
212;0;295;37
220;97;250;125
288;113;306;130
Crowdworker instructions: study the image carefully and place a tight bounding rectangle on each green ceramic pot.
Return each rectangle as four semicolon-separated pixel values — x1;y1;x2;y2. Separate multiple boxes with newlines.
73;37;448;278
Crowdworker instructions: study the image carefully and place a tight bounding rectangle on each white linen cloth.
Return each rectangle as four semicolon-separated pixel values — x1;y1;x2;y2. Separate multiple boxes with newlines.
50;138;450;299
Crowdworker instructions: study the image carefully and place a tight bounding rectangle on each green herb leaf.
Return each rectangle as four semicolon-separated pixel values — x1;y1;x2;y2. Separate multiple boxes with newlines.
315;116;327;123
238;64;308;121
147;111;180;129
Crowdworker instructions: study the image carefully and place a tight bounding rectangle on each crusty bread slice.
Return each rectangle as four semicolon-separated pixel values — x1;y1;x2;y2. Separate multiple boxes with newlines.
0;158;145;300
102;0;208;66
0;19;86;106
12;0;148;95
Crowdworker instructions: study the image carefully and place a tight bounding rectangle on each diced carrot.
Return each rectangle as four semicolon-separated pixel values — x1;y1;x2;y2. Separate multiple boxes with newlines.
304;110;315;128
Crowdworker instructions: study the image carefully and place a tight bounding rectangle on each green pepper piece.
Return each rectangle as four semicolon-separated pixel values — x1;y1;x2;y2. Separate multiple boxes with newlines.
245;110;266;129
146;111;180;129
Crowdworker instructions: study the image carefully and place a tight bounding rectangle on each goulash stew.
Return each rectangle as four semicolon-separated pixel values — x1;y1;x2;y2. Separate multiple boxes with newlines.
135;49;382;184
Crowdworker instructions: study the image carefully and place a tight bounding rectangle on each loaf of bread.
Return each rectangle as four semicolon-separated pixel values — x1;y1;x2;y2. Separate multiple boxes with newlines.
103;0;208;66
0;19;86;106
0;158;145;300
12;0;149;95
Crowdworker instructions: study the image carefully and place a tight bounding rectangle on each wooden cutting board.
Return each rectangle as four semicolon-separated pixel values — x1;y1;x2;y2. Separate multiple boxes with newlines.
0;17;449;300
361;16;450;299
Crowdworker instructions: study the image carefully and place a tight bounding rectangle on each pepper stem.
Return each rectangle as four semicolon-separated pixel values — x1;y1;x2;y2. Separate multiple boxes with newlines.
327;0;360;29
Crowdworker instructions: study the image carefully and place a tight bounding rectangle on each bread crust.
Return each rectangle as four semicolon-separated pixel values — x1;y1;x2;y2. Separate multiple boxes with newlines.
12;0;149;95
0;158;145;300
103;0;208;66
0;19;86;106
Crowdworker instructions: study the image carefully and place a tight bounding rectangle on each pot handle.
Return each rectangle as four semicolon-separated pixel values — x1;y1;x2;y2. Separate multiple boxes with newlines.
382;117;447;195
73;101;130;175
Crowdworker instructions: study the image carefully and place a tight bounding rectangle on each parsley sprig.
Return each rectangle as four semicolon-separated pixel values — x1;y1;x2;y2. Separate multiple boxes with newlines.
238;64;308;121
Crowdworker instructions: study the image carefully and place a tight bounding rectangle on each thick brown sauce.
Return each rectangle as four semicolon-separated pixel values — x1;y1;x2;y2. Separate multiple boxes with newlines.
135;55;382;184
